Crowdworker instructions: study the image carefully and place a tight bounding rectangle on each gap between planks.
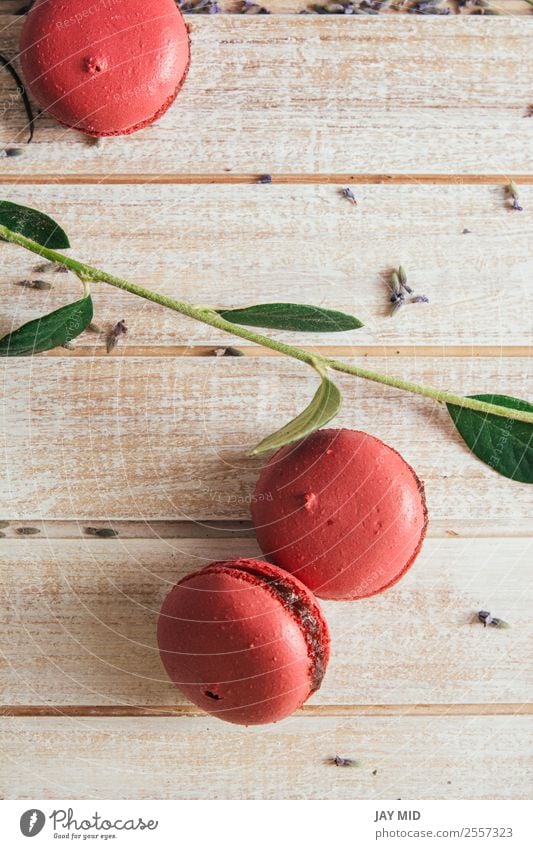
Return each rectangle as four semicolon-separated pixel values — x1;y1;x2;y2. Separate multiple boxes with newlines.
1;174;533;185
39;345;532;359
1;520;531;538
1;704;531;718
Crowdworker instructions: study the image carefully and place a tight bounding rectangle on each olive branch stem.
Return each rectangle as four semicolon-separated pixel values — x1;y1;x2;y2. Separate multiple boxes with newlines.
1;222;533;426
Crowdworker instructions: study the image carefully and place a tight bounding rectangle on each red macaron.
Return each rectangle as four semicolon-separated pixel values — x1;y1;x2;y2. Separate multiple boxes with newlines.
19;0;190;136
251;428;428;601
157;558;330;726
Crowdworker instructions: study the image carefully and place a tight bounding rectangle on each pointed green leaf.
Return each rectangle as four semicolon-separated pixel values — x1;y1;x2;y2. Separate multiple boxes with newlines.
217;303;363;333
0;296;93;356
250;373;342;456
447;394;533;484
0;200;70;248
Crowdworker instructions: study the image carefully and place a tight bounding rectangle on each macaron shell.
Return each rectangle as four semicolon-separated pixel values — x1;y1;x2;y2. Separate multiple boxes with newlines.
19;0;190;136
252;429;428;600
157;559;329;725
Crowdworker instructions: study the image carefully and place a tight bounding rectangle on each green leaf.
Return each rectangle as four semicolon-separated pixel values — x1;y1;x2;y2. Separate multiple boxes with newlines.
0;200;70;248
0;296;93;356
217;303;363;333
249;371;342;456
447;394;533;484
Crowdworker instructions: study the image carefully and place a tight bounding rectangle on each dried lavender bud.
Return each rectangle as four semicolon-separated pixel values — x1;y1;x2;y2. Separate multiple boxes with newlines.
327;755;359;767
16;527;40;535
397;265;413;294
341;186;357;205
3;147;25;158
477;610;510;629
31;263;67;276
390;271;401;296
84;527;119;538
178;0;220;12
411;294;429;304
462;228;472;234
506;181;523;212
240;0;271;13
213;346;244;357
106;319;128;353
258;174;272;184
408;1;450;14
312;2;364;14
390;294;405;315
17;279;53;290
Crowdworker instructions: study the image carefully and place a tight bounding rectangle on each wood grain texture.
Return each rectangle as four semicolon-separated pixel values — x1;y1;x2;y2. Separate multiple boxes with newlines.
1;537;531;707
1;184;532;347
4;173;533;184
0;4;531;801
0;356;530;522
0;17;532;175
1;715;531;799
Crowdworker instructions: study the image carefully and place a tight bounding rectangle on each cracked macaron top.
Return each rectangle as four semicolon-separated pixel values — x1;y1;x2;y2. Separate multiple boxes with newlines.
157;558;330;726
251;428;428;601
19;0;190;136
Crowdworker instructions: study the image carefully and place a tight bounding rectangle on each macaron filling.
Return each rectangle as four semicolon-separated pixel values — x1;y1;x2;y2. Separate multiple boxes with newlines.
223;561;327;692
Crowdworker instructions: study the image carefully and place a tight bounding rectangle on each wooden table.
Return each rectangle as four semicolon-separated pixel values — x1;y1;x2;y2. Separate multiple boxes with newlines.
0;2;531;800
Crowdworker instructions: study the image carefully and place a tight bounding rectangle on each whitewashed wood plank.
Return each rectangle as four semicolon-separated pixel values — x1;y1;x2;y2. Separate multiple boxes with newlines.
0;17;531;174
1;537;531;707
0;356;530;522
1;715;530;798
1;183;531;347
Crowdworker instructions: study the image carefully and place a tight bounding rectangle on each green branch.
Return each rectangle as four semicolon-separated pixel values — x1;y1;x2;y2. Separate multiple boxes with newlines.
2;223;533;426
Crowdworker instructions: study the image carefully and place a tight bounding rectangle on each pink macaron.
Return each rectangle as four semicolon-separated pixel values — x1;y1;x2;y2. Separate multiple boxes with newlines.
251;428;428;601
19;0;190;136
157;558;330;726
